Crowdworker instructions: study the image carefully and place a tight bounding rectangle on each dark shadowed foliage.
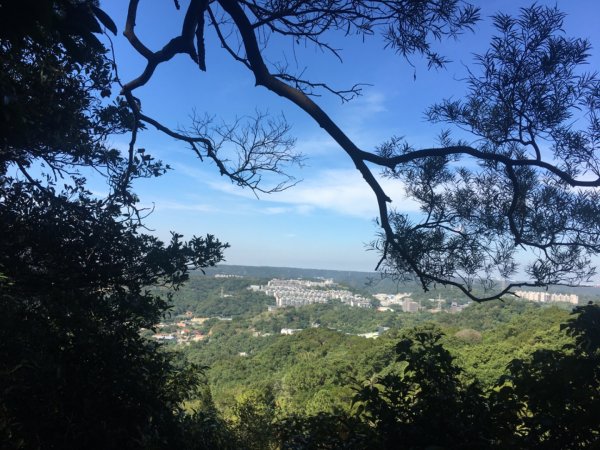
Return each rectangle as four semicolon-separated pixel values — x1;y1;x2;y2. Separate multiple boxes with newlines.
352;324;492;449
0;1;227;448
495;303;600;449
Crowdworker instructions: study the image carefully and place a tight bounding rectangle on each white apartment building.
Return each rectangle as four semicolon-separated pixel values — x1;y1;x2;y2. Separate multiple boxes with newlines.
515;290;579;305
262;279;372;308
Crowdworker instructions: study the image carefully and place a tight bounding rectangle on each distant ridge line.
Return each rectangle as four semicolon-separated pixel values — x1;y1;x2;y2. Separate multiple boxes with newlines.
204;264;378;276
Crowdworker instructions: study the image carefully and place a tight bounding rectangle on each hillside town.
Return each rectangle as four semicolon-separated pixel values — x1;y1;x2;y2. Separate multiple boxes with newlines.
148;277;585;345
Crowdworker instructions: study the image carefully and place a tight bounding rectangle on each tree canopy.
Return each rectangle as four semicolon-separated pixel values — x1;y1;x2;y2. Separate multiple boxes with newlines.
112;0;600;301
1;1;227;447
175;281;599;449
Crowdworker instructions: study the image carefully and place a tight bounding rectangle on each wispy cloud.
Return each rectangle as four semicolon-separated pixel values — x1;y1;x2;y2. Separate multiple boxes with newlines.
208;168;420;218
263;206;293;215
354;91;388;114
153;200;219;213
293;134;339;157
165;144;421;219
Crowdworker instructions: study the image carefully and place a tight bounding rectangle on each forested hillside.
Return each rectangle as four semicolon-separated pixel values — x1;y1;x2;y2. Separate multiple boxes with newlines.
148;273;600;448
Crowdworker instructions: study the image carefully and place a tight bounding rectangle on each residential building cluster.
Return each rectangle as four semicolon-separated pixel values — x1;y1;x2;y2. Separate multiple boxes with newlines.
374;293;421;312
153;326;205;344
373;292;474;313
373;292;410;306
152;314;231;345
515;290;579;305
260;278;372;308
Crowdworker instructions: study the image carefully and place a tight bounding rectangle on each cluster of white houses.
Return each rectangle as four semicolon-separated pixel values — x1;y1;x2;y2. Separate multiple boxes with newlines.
254;278;373;308
514;290;579;305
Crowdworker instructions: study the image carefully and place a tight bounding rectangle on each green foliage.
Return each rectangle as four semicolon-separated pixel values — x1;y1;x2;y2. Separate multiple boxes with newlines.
352;325;492;449
179;297;599;449
496;303;600;449
447;304;571;386
229;389;277;450
251;300;406;335
0;0;134;180
180;378;238;450
166;275;274;317
275;412;373;449
0;2;228;448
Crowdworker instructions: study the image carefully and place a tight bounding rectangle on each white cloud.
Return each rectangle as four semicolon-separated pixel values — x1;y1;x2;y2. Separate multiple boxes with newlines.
208;168;420;218
355;91;388;114
165;147;421;219
293;134;339;157
153;200;218;213
263;206;288;215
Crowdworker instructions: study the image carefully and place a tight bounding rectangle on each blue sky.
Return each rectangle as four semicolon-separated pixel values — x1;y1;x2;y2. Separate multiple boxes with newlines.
99;0;600;272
